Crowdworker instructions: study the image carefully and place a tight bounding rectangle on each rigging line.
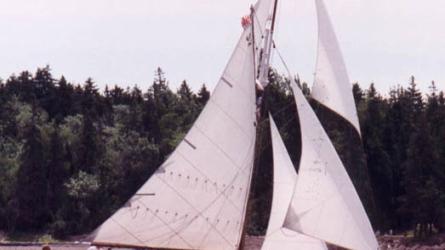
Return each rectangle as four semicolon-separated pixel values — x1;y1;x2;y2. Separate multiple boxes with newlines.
173;141;256;245
137;217;190;244
154;216;201;248
272;40;293;78
194;122;254;174
136;202;220;248
122;206;190;236
251;7;258;82
153;165;247;247
196;177;234;249
133;200;196;248
257;100;295;128
137;202;232;246
176;150;246;211
253;108;299;168
108;217;150;247
208;98;253;139
251;8;264;37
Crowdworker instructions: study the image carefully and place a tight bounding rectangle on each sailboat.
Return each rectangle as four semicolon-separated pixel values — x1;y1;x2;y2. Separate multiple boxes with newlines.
91;0;378;249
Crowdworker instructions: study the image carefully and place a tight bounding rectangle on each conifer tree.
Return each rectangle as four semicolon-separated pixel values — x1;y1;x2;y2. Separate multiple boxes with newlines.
363;84;393;230
14;103;49;230
78;112;97;173
47;124;69;214
55;76;74;120
352;83;365;104
399;114;443;238
176;80;199;130
197;84;210;106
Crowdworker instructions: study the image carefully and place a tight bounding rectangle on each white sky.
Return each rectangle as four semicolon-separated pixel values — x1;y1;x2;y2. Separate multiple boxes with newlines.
0;0;444;94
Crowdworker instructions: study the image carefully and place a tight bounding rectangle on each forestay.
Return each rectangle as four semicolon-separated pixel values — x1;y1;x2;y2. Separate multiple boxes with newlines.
285;81;378;250
311;0;361;134
92;8;260;250
261;115;327;250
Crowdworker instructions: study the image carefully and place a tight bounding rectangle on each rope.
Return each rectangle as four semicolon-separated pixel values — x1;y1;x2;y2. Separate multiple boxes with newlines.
272;41;293;79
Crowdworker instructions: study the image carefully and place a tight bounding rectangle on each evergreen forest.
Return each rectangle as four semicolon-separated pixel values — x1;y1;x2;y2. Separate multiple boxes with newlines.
0;66;444;241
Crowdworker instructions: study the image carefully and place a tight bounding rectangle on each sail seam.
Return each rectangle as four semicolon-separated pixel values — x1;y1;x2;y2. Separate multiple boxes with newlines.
196;182;234;249
131;199;196;248
195;123;254;174
108;217;151;247
153;170;246;248
175;150;245;211
155;176;234;247
173;139;256;248
208;99;254;139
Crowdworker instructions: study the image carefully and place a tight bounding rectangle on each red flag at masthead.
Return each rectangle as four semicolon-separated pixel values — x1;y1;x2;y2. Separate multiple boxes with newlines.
241;15;252;29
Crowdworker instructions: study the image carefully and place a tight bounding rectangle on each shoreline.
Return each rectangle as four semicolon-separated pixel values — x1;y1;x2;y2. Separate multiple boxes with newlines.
1;235;445;250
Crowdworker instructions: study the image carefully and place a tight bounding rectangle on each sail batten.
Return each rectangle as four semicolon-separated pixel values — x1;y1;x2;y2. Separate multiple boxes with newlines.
312;0;361;135
286;81;378;250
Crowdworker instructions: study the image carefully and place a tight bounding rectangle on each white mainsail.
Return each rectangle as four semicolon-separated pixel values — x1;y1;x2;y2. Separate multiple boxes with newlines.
311;0;361;134
92;11;260;250
261;114;327;250
284;81;378;250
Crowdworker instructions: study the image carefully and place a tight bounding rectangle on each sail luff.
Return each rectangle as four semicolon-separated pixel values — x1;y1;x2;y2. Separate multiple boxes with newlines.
285;81;378;250
311;0;361;135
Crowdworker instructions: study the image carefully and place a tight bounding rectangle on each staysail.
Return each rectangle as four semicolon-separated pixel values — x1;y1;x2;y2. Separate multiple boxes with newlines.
311;0;361;134
261;115;327;250
285;81;378;250
92;11;259;250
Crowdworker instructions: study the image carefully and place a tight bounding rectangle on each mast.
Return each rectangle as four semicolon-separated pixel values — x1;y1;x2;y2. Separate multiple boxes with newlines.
239;1;279;249
270;0;279;32
257;0;278;87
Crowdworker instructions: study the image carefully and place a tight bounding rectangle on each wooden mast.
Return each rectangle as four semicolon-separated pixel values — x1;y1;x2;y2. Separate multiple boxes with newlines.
239;0;279;249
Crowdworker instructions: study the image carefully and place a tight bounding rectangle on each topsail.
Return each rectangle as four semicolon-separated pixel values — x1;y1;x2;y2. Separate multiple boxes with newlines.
311;0;361;134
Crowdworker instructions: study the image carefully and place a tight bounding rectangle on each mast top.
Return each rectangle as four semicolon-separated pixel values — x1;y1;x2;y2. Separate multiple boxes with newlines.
271;0;279;34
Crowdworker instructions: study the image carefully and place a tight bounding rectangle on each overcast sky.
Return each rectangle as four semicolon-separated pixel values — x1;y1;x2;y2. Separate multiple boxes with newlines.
0;0;444;93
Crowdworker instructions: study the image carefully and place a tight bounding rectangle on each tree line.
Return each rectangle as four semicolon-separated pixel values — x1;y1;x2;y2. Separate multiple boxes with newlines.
0;66;210;238
0;66;444;240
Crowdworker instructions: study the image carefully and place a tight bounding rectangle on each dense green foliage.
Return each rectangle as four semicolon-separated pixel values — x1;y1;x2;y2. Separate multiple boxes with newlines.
0;67;208;237
0;66;444;240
